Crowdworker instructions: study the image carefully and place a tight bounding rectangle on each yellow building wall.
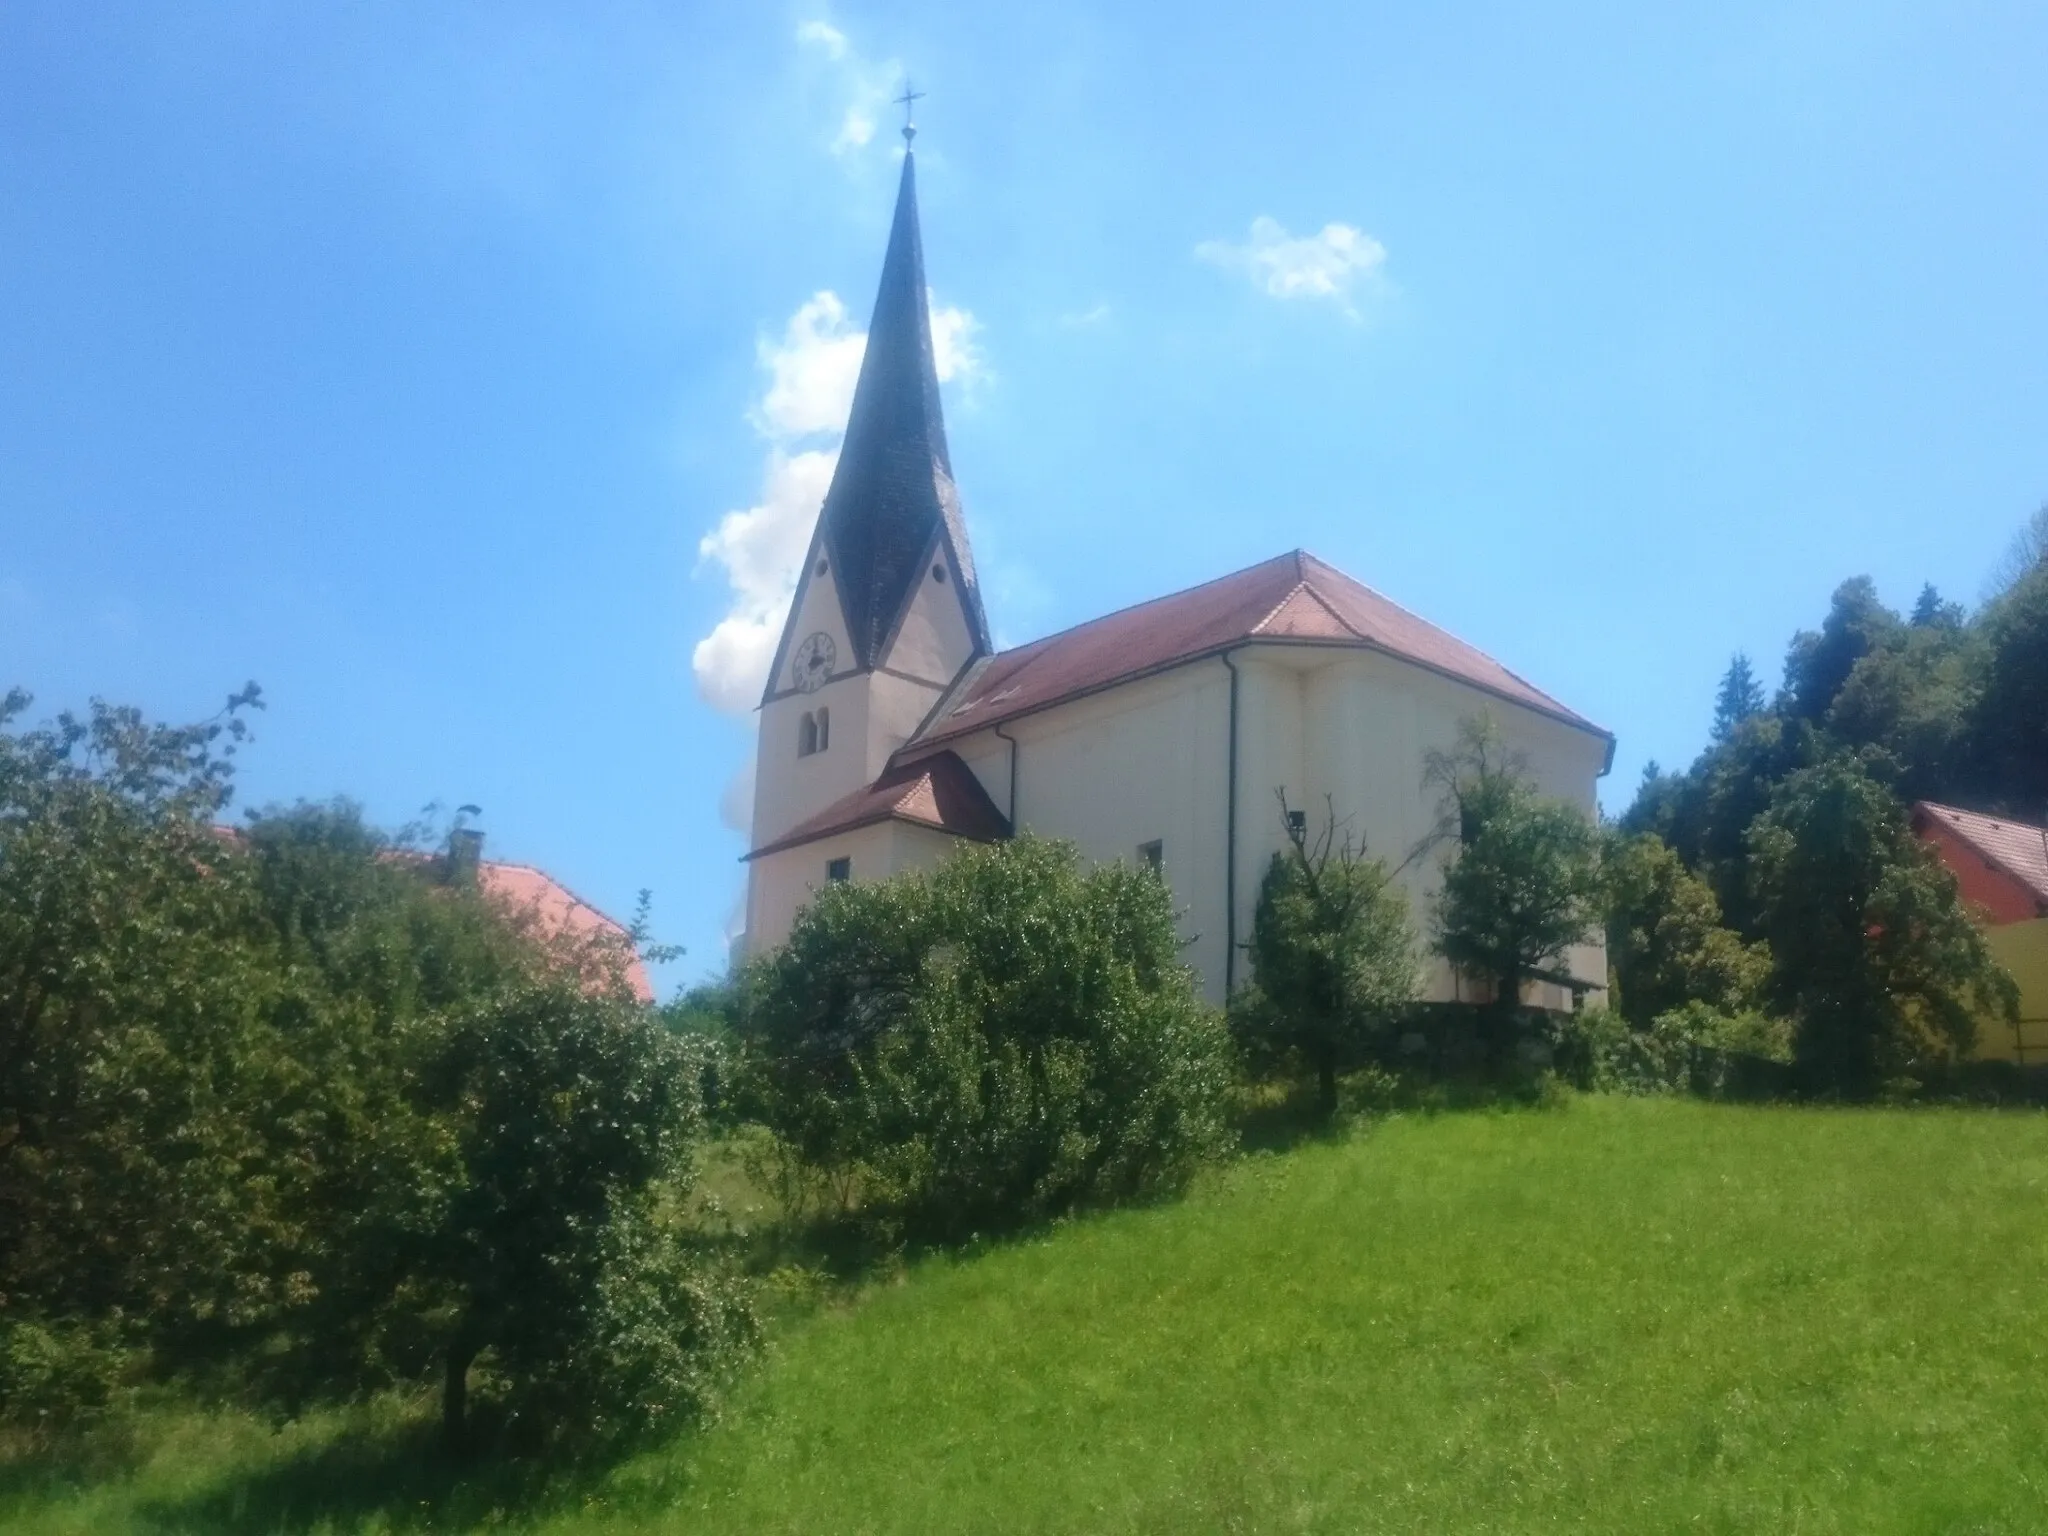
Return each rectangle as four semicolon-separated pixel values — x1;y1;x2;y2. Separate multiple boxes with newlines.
1972;918;2048;1064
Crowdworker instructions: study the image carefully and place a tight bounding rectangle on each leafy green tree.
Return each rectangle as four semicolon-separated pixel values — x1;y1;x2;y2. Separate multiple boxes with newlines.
1602;831;1770;1027
1910;582;1964;630
1969;560;2048;817
1711;654;1765;741
1235;797;1418;1117
1426;718;1603;1027
1781;577;1902;721
1985;502;2048;599
1747;750;2017;1092
419;980;753;1452
2;691;746;1450
0;686;288;1384
1825;621;1985;805
738;834;1232;1239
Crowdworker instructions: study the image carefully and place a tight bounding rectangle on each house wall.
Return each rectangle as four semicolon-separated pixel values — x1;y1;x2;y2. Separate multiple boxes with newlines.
1973;919;2048;1064
1918;822;2043;926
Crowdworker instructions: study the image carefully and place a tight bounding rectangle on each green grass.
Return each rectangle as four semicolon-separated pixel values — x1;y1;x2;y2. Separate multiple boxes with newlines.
9;1097;2048;1533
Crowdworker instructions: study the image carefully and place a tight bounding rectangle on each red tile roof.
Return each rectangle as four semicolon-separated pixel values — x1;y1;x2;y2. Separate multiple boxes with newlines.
747;750;1010;860
1913;802;2048;912
476;861;655;1003
908;550;1609;752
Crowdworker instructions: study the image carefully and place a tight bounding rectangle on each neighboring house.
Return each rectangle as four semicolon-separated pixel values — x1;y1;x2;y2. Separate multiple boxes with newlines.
219;824;655;1003
740;135;1614;1009
459;836;656;1005
1912;801;2048;1063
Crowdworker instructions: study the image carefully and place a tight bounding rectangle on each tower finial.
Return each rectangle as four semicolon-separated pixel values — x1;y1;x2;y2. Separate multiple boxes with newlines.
894;80;925;146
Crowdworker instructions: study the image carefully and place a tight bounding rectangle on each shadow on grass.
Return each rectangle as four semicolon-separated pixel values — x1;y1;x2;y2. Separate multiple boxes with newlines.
133;1416;607;1536
1235;1083;1345;1155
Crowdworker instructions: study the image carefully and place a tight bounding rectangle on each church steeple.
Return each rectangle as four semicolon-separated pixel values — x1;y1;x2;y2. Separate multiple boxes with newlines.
809;147;990;674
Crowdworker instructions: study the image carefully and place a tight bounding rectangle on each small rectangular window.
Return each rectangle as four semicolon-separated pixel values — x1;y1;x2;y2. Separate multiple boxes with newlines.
1137;839;1163;874
826;856;851;883
1286;809;1307;838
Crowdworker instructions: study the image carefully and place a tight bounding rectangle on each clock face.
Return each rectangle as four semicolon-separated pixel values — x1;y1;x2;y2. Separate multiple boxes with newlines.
792;631;837;693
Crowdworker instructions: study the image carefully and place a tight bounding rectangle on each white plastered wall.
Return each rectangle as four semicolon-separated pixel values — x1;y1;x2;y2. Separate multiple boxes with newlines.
936;645;1607;1008
748;641;1610;1009
940;662;1237;1001
1240;647;1610;1009
744;819;966;952
882;548;977;688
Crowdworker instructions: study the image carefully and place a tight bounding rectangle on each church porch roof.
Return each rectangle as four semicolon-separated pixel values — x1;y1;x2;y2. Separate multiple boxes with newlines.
744;749;1011;861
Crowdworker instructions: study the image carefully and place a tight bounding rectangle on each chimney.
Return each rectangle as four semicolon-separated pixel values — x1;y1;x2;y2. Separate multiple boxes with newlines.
447;826;484;887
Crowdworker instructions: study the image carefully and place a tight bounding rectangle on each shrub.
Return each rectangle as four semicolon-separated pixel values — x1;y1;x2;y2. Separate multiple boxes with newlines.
1603;831;1770;1026
739;835;1234;1240
1571;1002;1793;1098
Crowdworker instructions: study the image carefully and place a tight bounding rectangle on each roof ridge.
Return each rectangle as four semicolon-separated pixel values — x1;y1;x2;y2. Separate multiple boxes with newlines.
972;551;1305;664
1297;551;1571;704
1262;577;1366;640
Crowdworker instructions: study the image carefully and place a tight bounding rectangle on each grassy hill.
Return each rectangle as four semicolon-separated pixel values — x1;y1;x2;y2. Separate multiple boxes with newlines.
11;1097;2048;1533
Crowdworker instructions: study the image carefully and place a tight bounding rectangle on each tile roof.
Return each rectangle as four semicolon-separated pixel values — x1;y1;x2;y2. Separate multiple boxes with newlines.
213;827;655;1002
909;550;1609;751
1914;801;2048;910
746;750;1010;860
476;861;655;1003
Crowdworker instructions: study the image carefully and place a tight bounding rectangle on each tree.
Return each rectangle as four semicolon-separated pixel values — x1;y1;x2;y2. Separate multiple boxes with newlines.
419;980;752;1452
738;835;1232;1239
1910;583;1964;630
1825;622;1985;805
1602;830;1769;1027
2;691;746;1450
1781;577;1901;721
1236;796;1418;1116
1747;750;2016;1093
1711;654;1765;742
0;686;288;1384
1985;502;2048;600
1969;560;2048;817
1425;718;1603;1028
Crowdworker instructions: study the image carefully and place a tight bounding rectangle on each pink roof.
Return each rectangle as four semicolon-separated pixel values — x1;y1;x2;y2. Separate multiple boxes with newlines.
477;861;655;1003
747;750;1010;860
910;550;1608;751
1913;802;2048;911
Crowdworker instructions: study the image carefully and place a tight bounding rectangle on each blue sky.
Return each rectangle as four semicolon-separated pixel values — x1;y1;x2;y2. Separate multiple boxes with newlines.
4;2;2044;991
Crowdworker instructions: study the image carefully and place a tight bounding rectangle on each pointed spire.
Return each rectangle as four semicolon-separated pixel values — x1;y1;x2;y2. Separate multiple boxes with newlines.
814;147;990;670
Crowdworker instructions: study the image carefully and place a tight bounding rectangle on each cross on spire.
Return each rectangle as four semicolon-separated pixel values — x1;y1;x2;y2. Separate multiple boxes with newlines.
894;81;925;145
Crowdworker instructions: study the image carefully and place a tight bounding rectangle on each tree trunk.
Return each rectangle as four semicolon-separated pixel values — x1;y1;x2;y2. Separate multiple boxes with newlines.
443;1337;479;1454
1315;1050;1339;1120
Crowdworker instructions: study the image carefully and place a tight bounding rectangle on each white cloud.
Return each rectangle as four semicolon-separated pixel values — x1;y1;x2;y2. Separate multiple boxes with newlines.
794;20;847;58
1196;216;1388;317
929;301;984;393
718;756;756;834
752;292;866;440
796;19;898;157
691;291;983;715
1058;302;1112;329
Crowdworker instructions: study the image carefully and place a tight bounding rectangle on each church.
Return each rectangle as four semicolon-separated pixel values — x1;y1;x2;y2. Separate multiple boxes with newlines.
740;137;1614;1009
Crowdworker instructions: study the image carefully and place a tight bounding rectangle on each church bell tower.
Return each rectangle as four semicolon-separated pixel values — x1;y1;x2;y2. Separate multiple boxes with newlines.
748;126;992;857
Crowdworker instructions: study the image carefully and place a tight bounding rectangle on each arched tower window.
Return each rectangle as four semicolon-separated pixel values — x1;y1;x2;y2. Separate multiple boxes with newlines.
798;712;818;757
815;706;830;752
